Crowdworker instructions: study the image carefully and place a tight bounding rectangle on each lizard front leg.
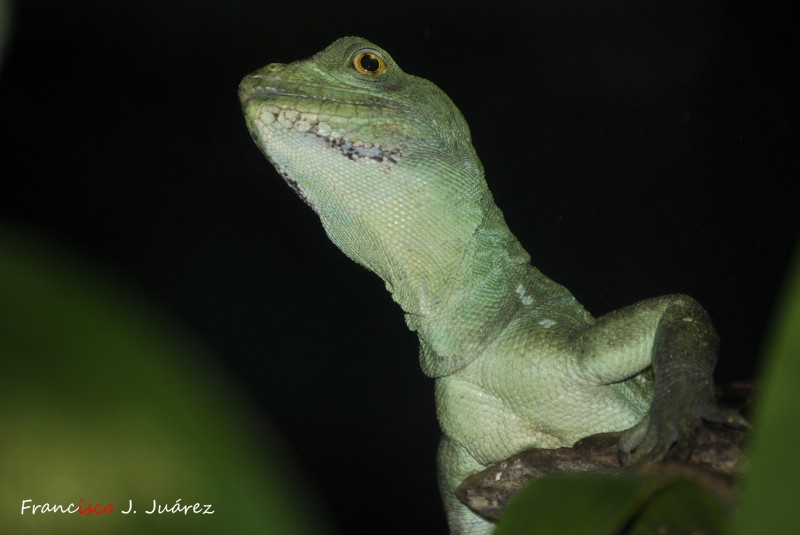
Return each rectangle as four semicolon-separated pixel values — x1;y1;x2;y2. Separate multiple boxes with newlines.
573;294;746;465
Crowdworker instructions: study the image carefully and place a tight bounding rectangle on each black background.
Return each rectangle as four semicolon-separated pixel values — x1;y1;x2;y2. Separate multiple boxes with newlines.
1;1;797;533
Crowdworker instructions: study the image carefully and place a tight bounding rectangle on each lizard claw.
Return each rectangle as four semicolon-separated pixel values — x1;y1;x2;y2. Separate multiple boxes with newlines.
618;412;699;469
701;404;750;430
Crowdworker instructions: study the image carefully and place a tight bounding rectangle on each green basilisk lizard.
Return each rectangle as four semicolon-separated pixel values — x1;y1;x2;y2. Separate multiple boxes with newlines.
239;37;743;534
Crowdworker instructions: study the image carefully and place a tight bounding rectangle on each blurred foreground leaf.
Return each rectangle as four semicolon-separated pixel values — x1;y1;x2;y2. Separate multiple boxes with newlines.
735;249;800;534
494;474;728;535
0;230;326;534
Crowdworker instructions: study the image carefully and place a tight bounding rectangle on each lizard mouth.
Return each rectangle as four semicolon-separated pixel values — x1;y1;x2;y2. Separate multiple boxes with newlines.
240;72;405;166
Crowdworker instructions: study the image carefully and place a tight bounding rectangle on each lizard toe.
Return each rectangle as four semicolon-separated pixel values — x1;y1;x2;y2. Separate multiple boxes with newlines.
701;403;750;430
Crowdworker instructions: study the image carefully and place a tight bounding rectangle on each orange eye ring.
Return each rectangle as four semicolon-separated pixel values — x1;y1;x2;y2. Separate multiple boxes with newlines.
353;50;387;76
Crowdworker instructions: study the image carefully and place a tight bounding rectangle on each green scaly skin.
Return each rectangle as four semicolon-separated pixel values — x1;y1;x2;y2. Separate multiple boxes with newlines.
239;37;743;534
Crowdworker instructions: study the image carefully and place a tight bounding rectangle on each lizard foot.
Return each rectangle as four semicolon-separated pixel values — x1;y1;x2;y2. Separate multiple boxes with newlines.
618;398;748;468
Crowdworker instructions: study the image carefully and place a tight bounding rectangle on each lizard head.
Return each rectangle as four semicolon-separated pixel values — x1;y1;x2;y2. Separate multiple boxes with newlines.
239;37;493;314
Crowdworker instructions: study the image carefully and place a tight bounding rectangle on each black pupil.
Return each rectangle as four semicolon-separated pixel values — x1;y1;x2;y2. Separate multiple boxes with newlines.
360;54;380;72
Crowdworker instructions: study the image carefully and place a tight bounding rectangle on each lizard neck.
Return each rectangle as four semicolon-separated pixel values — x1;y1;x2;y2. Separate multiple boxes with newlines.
386;200;582;378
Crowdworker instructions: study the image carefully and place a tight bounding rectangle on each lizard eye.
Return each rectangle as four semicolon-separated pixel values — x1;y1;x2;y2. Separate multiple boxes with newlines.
353;49;386;76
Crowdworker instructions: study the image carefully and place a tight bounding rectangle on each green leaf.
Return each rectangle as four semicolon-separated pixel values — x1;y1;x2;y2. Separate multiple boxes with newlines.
495;475;728;535
627;479;729;535
735;248;800;534
0;230;327;534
